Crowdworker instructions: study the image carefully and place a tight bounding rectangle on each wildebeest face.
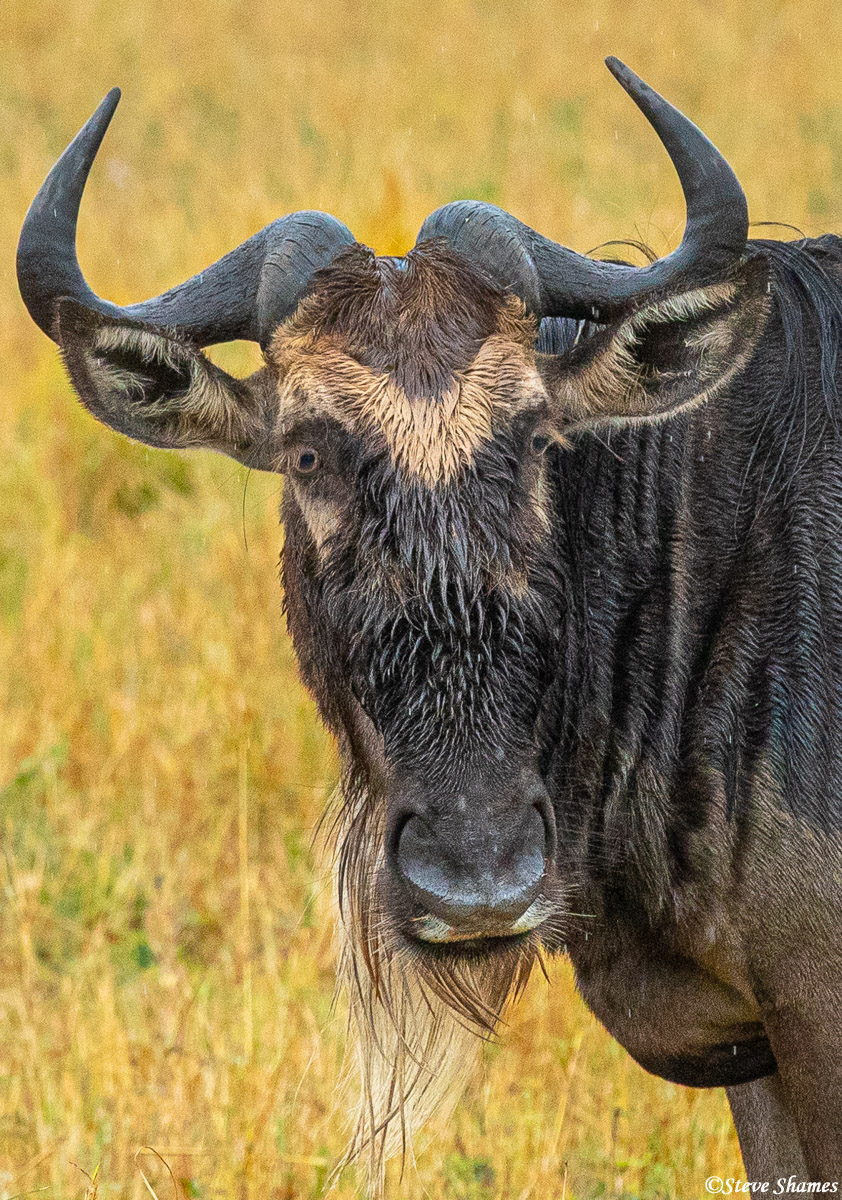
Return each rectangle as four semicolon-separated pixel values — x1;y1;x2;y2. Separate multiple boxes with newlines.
274;243;563;955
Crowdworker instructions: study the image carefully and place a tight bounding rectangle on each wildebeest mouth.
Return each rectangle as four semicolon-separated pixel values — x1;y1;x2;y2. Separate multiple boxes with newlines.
412;895;557;945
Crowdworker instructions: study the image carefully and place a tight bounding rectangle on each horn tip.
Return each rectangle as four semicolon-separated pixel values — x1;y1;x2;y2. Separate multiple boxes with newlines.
73;87;122;154
604;56;640;92
99;87;122;123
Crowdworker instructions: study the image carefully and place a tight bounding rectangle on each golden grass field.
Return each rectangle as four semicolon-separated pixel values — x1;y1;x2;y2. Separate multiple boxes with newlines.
2;1;841;1195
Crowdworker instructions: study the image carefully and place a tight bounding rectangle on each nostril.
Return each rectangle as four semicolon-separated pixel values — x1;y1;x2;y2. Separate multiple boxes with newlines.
532;794;557;861
388;808;418;858
396;815;451;904
501;804;546;901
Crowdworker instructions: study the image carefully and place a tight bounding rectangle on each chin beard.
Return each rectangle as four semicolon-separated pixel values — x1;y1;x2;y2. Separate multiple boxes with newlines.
328;775;539;1197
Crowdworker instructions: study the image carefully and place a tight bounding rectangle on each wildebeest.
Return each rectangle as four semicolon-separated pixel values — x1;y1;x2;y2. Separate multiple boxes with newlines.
17;57;842;1188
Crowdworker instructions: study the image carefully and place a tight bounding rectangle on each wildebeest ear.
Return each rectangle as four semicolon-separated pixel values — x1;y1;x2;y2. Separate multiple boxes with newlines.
54;299;279;470
539;257;770;429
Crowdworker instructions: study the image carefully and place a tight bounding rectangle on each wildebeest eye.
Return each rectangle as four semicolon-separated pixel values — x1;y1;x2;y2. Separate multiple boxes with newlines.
531;433;551;456
294;449;320;476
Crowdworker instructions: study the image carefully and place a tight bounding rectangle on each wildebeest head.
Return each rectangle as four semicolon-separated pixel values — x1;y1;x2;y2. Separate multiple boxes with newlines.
17;57;771;1181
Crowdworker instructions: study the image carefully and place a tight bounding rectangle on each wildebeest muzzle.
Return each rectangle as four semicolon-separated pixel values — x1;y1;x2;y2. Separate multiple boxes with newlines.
387;768;557;944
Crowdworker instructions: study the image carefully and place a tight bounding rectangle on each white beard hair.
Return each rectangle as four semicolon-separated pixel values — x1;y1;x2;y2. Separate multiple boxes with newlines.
328;780;535;1197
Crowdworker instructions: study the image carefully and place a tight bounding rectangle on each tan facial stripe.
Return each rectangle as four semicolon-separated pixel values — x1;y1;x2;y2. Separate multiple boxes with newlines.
274;334;543;485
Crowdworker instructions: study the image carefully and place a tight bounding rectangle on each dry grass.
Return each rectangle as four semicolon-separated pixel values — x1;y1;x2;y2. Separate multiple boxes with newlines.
1;1;838;1195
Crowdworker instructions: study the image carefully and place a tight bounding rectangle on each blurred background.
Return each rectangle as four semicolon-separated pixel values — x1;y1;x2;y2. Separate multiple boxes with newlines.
1;1;838;1195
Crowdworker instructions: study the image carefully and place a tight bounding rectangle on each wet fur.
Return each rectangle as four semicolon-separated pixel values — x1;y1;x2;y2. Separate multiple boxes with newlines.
287;238;842;1186
52;235;842;1185
270;243;541;486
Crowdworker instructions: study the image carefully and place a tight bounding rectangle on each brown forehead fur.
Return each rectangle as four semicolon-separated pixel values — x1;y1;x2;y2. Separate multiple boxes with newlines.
268;241;542;485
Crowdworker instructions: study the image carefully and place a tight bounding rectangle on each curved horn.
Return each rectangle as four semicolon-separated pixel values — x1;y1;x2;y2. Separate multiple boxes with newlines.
416;58;748;321
17;90;356;349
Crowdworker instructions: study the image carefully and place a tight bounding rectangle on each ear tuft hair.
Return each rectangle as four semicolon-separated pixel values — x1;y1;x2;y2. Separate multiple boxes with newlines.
540;257;771;430
55;301;279;469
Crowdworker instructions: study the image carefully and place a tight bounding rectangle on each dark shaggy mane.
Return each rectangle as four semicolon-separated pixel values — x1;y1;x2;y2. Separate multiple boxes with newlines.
536;232;842;853
746;233;842;421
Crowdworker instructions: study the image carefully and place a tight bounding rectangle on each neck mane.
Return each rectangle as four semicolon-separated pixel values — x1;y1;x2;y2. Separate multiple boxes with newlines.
538;234;842;917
